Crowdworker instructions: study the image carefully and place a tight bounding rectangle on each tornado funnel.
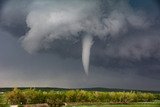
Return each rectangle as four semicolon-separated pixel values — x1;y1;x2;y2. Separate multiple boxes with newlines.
82;35;93;75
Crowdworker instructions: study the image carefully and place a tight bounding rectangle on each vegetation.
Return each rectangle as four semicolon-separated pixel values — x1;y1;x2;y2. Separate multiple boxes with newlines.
1;87;160;93
69;105;160;107
1;88;160;106
0;93;4;104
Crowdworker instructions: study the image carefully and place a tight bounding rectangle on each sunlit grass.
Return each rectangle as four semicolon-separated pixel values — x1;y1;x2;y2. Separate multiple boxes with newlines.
69;105;160;107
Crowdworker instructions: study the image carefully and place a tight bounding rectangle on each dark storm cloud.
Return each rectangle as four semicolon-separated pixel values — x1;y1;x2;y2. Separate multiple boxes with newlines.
91;27;160;79
1;0;156;51
0;0;7;9
0;0;160;90
43;37;82;59
0;0;30;37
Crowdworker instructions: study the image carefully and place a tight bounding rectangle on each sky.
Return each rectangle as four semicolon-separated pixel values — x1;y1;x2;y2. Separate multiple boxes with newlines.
0;0;160;91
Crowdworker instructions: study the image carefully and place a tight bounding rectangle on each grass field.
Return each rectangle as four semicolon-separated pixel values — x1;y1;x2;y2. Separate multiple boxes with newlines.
67;101;160;107
69;105;160;107
68;104;160;107
0;104;9;107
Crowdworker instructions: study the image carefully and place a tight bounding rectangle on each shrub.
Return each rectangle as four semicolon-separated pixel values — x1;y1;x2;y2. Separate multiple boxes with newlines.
23;89;47;104
155;94;160;100
46;91;65;106
0;94;4;104
65;90;77;102
4;88;26;105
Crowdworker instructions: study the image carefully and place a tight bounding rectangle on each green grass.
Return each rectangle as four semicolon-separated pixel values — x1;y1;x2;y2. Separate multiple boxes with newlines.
67;101;160;107
0;104;9;107
68;104;160;107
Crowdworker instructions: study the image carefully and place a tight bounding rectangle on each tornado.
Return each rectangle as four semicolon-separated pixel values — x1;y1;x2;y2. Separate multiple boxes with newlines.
82;35;93;75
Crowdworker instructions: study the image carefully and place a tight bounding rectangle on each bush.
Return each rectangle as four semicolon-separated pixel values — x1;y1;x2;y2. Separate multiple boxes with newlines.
0;94;4;104
23;89;47;104
46;91;65;106
65;90;77;102
93;92;109;102
4;88;26;105
155;94;160;100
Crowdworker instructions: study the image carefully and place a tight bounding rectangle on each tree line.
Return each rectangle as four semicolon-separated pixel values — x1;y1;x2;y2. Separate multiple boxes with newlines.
0;88;160;106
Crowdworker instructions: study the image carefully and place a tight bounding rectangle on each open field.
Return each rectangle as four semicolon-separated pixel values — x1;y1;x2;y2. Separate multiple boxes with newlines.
66;101;160;107
0;102;160;107
69;105;160;107
0;104;9;107
67;101;160;107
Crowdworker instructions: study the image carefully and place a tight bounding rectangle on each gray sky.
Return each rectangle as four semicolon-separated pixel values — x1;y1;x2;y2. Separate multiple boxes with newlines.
0;0;160;91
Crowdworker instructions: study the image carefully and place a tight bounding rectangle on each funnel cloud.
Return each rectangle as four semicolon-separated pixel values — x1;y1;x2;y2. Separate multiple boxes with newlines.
82;35;93;75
